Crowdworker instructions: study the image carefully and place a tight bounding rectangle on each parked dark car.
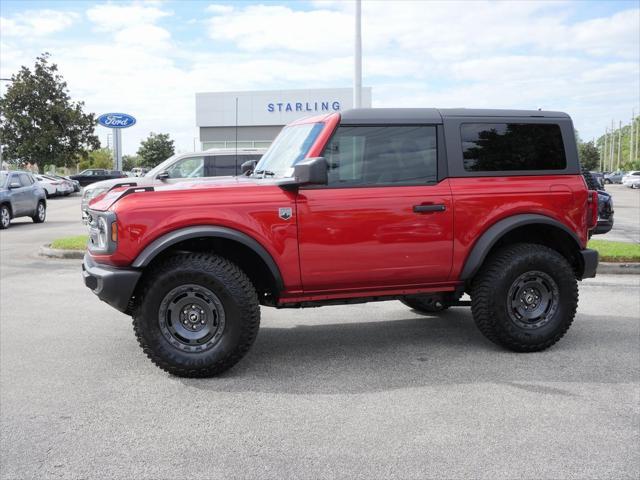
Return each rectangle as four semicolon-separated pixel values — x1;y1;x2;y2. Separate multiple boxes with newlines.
593;190;614;235
582;170;614;236
70;169;127;187
0;171;47;229
589;171;605;189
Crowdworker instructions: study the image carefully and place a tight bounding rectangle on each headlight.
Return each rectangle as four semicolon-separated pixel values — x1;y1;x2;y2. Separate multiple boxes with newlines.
97;217;108;249
84;187;109;201
87;211;117;254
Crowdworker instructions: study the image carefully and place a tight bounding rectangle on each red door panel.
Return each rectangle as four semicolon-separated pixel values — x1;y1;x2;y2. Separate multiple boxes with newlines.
296;181;453;292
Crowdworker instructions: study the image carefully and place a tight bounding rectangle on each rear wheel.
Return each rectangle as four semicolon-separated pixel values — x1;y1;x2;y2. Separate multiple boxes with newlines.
32;201;46;223
401;295;450;313
470;243;578;352
0;205;10;229
133;253;260;377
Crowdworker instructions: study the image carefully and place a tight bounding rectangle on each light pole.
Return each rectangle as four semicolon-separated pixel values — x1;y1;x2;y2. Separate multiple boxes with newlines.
353;0;362;109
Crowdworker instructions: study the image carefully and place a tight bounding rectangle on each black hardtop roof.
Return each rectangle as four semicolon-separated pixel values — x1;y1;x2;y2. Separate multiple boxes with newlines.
340;108;570;124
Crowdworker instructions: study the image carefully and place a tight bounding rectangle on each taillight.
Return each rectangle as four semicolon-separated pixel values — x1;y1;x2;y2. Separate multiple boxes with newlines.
587;190;598;228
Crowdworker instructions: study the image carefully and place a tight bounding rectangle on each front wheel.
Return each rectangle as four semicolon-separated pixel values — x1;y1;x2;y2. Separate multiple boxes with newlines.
0;205;10;229
471;243;578;352
32;201;46;223
133;253;260;377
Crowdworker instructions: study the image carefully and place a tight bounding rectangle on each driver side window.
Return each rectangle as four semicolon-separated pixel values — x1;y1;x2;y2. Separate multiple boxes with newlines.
166;157;204;178
322;125;438;186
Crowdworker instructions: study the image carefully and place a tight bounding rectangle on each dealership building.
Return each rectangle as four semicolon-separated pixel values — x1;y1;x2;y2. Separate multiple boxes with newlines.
195;87;372;150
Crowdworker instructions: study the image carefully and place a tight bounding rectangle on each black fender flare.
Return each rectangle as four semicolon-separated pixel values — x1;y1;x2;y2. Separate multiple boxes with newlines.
459;214;582;281
131;225;284;291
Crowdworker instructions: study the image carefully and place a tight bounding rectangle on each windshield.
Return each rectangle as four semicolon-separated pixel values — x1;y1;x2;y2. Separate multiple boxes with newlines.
252;123;324;178
0;173;7;187
145;153;182;178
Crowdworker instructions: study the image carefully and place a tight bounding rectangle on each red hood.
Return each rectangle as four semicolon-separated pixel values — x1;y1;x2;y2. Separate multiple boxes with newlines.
88;175;275;211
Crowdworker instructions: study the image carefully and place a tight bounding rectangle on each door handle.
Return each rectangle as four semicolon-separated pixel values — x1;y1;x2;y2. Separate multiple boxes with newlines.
413;204;446;213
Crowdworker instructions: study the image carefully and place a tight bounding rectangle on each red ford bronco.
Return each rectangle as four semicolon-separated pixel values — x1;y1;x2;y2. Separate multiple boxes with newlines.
83;108;599;377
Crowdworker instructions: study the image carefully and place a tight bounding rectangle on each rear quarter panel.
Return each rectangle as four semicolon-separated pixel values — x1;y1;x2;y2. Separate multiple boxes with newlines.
449;175;589;279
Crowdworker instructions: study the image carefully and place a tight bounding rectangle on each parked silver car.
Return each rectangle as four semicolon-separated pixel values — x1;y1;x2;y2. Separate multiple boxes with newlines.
0;171;47;229
81;148;266;220
604;171;625;184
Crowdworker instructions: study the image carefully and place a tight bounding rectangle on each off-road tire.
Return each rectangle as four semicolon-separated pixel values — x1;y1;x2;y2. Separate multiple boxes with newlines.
401;296;450;313
132;253;260;377
470;243;578;352
32;201;46;223
0;205;10;229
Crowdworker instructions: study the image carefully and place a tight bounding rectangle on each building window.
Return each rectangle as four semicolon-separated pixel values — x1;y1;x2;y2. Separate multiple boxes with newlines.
202;140;273;150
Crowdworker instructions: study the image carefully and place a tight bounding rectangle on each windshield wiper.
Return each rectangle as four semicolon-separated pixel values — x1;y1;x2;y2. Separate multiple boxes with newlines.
253;169;276;178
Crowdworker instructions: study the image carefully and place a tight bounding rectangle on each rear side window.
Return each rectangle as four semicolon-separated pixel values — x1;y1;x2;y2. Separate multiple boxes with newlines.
322;125;438;186
19;173;33;186
211;155;237;176
461;123;566;172
166;157;204;178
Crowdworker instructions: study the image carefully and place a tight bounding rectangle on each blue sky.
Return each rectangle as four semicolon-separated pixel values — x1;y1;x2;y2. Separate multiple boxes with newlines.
1;0;639;154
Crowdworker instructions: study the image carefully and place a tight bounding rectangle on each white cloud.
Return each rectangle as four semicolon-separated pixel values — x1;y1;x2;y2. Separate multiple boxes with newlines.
0;10;78;37
206;4;235;15
86;2;170;31
207;5;350;53
0;1;638;154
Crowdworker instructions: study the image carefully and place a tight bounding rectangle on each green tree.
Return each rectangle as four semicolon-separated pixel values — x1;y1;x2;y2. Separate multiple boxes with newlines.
578;141;599;171
122;154;142;171
595;116;640;171
77;148;113;171
137;132;175;168
0;53;99;169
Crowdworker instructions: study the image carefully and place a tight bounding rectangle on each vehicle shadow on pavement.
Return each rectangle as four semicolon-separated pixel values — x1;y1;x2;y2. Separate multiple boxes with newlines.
178;310;637;395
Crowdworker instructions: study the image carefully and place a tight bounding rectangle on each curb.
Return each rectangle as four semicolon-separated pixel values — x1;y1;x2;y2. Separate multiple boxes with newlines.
39;244;85;260
36;244;640;273
598;262;640;275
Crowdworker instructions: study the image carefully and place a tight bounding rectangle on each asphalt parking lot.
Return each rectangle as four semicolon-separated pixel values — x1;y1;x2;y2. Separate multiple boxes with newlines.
603;184;640;243
1;189;639;479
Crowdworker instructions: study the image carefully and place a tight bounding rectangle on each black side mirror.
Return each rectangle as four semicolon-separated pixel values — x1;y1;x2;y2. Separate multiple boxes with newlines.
156;171;170;180
293;157;328;186
241;160;257;176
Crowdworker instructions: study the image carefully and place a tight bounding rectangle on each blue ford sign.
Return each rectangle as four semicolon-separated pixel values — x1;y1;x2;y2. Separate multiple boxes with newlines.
97;113;136;129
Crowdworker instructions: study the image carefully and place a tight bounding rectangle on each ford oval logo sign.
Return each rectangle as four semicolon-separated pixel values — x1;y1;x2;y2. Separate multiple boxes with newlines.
97;113;136;129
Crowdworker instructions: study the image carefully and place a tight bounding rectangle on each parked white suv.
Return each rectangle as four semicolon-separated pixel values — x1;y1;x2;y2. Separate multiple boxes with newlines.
81;148;266;220
622;171;640;189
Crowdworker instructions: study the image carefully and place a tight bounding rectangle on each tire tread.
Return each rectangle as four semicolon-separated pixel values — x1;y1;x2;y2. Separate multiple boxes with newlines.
471;243;578;352
132;253;260;377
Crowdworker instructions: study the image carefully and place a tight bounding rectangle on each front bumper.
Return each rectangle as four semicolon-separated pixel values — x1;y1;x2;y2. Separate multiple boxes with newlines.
580;248;598;279
82;253;141;313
